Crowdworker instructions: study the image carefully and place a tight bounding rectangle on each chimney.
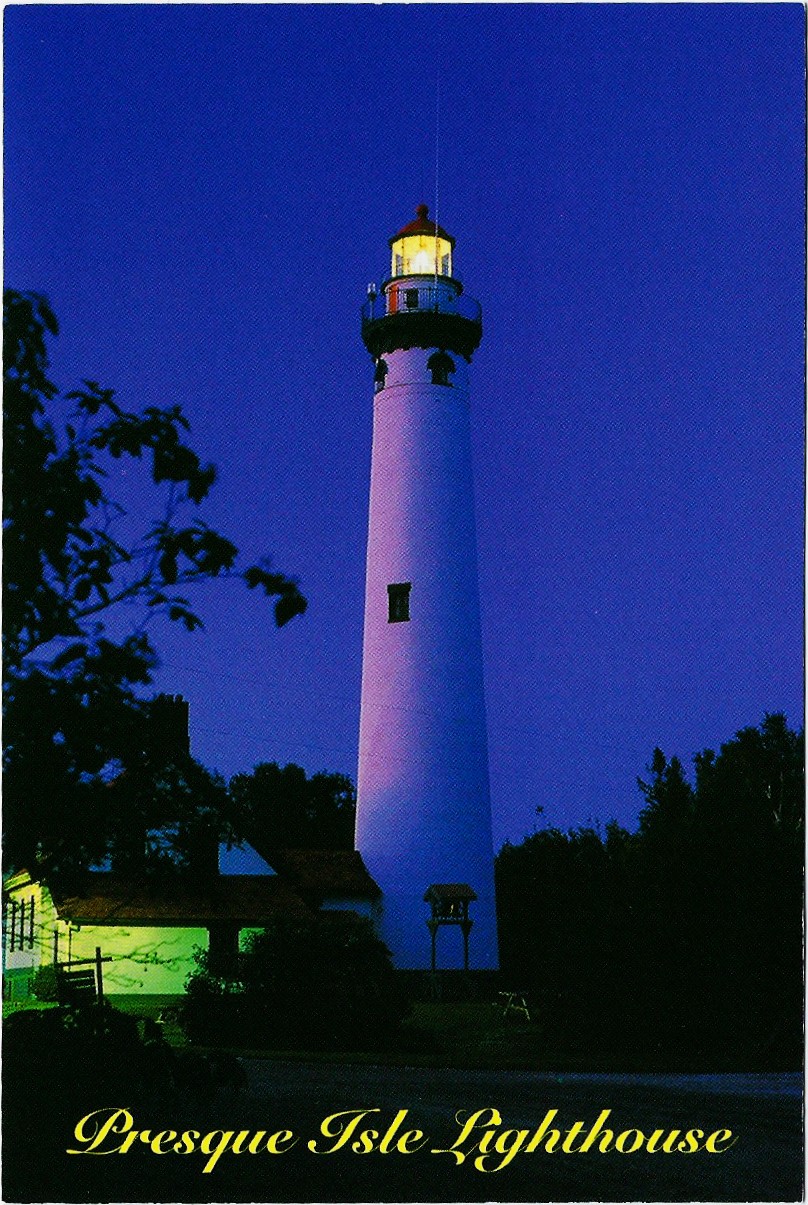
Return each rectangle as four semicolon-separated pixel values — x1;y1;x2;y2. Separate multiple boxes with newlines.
149;694;191;759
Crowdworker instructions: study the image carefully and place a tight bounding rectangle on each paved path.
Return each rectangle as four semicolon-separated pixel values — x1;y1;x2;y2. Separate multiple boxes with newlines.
226;1061;803;1202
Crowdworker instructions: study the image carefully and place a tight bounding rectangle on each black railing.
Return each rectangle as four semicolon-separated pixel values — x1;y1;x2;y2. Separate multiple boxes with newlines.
361;285;481;328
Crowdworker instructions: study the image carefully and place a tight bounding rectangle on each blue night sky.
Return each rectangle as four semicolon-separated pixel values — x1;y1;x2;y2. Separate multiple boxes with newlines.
5;4;804;847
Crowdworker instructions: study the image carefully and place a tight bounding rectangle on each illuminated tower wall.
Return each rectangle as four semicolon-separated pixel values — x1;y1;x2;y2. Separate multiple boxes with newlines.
356;205;498;969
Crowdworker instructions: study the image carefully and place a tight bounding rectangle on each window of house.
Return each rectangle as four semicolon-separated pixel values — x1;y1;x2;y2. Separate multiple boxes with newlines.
374;358;388;394
395;253;403;275
405;289;419;310
387;582;411;623
428;351;455;386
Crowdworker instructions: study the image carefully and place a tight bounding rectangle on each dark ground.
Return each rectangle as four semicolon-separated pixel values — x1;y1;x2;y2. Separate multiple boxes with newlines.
4;1060;803;1202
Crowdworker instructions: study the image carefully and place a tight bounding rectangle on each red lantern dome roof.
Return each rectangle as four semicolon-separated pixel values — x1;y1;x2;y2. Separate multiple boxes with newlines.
389;203;455;248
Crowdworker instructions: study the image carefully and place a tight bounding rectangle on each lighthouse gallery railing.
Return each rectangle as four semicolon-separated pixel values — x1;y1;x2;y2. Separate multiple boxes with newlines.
361;285;481;328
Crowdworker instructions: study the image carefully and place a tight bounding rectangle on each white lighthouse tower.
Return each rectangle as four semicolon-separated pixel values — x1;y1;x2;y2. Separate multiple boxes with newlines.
356;205;498;970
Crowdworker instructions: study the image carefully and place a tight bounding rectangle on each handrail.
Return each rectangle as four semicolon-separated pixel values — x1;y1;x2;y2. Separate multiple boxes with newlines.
361;285;481;327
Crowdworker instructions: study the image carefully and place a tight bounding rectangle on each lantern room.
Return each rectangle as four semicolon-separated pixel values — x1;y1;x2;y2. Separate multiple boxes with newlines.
390;203;454;279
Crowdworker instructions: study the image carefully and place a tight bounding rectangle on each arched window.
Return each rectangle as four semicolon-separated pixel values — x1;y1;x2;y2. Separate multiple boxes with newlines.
427;351;455;387
374;358;388;393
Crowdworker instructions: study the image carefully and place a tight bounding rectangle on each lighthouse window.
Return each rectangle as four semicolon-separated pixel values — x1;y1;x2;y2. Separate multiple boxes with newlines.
428;351;455;386
374;359;388;393
405;289;419;310
387;582;411;623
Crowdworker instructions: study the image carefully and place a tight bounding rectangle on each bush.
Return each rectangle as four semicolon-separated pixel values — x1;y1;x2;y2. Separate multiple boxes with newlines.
181;913;410;1051
31;964;59;1001
2;1000;241;1202
4;1002;161;1114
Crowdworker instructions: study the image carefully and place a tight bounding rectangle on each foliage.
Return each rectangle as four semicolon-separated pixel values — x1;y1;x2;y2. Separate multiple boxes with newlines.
101;737;232;879
495;714;803;1070
3;290;306;877
229;762;356;853
31;964;59;1002
181;913;408;1050
2;1003;182;1153
2;1002;238;1200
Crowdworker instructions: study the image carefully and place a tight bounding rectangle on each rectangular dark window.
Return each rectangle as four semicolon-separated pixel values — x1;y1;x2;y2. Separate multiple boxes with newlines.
387;582;411;623
405;288;419;310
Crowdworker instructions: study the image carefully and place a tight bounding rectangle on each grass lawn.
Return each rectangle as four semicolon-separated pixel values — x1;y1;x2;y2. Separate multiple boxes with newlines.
108;993;184;1021
3;999;58;1018
99;993;552;1070
404;1000;544;1069
6;992;624;1072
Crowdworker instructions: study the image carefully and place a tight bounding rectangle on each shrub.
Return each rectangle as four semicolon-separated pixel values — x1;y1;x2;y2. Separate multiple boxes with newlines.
31;964;59;1001
181;913;410;1051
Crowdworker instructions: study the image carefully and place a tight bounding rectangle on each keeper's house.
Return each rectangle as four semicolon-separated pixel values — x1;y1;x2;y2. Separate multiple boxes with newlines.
3;847;380;1001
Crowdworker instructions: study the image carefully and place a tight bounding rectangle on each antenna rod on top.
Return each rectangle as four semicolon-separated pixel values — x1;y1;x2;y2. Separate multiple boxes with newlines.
434;75;440;295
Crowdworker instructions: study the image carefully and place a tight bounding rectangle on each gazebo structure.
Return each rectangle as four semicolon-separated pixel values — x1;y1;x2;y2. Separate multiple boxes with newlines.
424;882;477;971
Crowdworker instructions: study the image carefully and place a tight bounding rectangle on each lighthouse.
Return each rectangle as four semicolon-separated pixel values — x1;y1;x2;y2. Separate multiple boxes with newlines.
356;205;498;970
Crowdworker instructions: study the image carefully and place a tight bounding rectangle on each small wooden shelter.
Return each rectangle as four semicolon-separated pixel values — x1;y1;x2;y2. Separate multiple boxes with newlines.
424;883;477;971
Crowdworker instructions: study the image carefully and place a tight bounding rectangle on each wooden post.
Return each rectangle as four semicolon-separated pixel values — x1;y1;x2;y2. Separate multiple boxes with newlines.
95;946;104;1004
53;928;59;967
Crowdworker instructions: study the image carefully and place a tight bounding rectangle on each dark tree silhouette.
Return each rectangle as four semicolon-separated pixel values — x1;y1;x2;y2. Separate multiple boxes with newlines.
495;714;803;1070
229;761;356;854
182;913;407;1050
3;290;306;878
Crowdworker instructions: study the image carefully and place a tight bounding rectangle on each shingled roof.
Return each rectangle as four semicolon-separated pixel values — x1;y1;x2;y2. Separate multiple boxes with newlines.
269;850;381;902
52;873;312;926
424;883;478;903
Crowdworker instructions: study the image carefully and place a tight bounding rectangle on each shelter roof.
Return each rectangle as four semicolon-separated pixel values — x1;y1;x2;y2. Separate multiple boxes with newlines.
424;883;478;902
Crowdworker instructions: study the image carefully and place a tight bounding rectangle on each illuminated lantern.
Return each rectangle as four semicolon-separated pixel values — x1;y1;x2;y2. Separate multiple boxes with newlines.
356;207;498;970
390;202;453;278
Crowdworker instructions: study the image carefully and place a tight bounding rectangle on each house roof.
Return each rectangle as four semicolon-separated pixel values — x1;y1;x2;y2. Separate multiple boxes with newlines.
51;873;313;926
3;868;35;893
269;850;382;900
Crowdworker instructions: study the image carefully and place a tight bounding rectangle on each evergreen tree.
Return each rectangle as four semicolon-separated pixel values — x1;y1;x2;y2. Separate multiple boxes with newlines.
495;714;803;1069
